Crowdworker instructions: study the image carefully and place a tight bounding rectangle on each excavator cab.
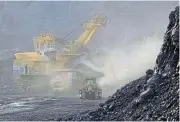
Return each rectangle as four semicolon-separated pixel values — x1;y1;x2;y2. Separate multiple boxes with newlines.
79;78;102;100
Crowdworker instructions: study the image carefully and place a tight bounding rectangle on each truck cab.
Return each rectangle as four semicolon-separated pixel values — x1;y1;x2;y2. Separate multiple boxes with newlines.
79;78;102;100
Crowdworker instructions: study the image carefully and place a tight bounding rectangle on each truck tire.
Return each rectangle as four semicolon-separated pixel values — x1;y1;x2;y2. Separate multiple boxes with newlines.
80;89;86;99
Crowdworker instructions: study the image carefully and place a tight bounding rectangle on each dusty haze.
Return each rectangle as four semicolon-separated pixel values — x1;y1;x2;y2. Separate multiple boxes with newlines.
0;1;178;97
83;34;163;97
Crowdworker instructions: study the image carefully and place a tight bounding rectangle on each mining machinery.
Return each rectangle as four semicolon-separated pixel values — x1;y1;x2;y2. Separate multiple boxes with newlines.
13;14;107;94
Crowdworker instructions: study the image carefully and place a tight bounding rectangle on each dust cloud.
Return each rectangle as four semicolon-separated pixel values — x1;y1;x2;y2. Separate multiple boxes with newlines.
83;34;163;97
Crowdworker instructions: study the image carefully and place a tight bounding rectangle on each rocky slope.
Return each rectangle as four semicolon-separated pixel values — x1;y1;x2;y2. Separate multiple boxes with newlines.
60;6;179;121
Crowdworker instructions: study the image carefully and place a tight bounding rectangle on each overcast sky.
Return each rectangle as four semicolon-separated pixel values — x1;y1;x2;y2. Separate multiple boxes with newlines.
0;1;178;51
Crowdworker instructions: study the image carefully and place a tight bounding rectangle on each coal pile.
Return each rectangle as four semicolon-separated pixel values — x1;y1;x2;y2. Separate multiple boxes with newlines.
0;57;24;95
60;6;179;121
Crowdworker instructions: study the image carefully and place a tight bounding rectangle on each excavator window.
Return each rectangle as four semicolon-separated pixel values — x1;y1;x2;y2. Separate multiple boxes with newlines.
86;79;96;85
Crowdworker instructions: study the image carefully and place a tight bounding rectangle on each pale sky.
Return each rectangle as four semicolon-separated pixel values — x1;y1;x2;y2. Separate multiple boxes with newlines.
0;1;178;51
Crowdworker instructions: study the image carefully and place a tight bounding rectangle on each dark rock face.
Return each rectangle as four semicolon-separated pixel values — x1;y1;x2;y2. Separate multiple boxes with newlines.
60;6;179;121
154;6;179;76
146;69;154;76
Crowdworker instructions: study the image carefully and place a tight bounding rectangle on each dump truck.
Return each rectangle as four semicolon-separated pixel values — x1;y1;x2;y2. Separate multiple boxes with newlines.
79;78;102;100
50;63;104;96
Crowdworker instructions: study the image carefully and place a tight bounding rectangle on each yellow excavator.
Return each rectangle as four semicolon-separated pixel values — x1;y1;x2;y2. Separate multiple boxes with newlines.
13;14;107;94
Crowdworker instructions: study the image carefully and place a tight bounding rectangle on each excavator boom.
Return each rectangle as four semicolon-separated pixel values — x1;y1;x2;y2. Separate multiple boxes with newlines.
69;14;107;54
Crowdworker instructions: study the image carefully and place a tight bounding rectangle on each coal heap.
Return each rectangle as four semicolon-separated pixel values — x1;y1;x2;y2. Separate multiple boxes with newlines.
0;57;24;95
61;6;179;121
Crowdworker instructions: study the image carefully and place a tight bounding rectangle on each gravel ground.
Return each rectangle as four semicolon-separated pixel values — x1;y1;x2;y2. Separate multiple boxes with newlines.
0;94;106;121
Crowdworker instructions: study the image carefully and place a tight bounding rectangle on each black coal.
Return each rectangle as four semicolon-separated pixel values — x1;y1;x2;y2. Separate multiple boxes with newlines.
60;6;179;121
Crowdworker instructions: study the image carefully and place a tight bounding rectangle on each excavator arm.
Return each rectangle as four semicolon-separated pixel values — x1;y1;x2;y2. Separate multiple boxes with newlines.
55;14;107;68
64;14;107;54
